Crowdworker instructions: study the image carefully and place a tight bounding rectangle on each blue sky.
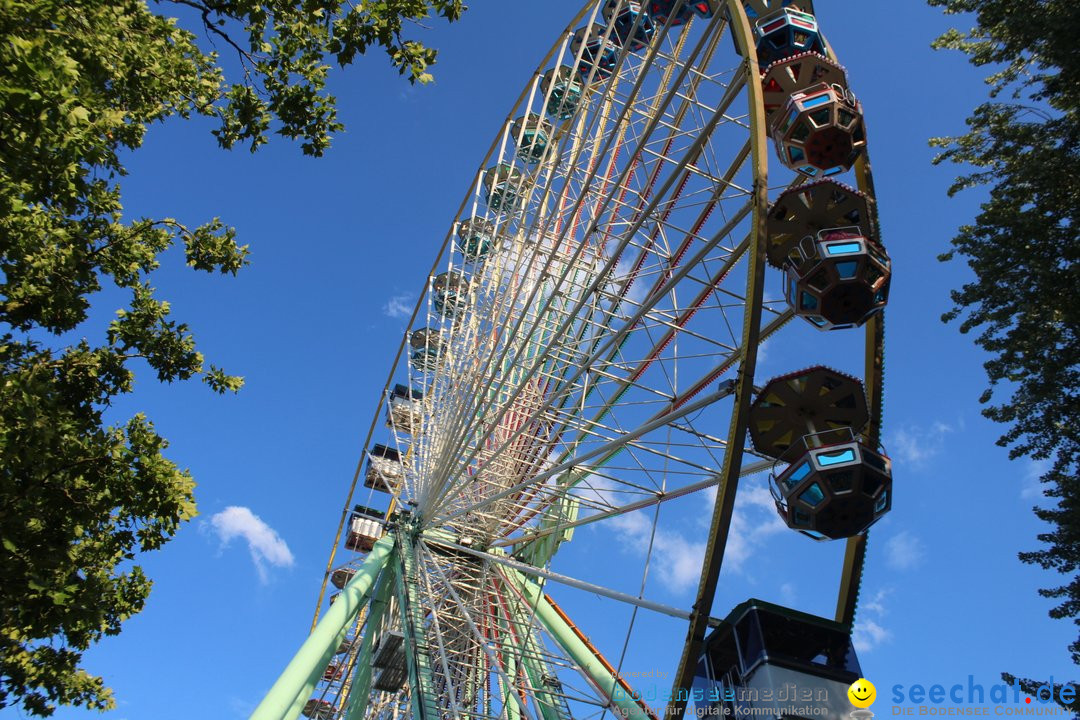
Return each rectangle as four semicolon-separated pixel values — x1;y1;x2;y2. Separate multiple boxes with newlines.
8;2;1074;719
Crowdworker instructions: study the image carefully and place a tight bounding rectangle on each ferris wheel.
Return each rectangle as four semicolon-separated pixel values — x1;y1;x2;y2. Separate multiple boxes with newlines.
251;1;892;719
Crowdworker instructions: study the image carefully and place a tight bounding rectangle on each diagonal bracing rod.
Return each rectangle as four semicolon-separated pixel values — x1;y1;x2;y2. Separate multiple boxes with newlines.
251;534;395;720
424;535;722;628
501;567;658;720
418;540;538;720
343;560;398;720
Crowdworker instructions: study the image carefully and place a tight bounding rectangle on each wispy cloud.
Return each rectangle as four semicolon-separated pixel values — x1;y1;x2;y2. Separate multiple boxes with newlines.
608;511;706;592
383;293;414;319
884;530;925;571
754;338;769;366
572;474;625;515
860;587;889;616
209;506;294;583
574;473;708;591
1021;459;1052;501
724;483;788;572
609;254;650;315
228;696;255;719
854;618;891;653
599;481;786;594
853;589;892;653
888;420;956;466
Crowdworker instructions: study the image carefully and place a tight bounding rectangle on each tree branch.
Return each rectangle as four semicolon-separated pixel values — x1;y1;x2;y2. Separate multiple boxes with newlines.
166;0;255;71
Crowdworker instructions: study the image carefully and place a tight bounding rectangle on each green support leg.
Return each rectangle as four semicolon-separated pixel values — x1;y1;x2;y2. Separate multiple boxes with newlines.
396;536;440;720
498;620;522;720
510;605;571;720
284;616;356;719
343;560;398;720
505;570;653;720
250;534;396;720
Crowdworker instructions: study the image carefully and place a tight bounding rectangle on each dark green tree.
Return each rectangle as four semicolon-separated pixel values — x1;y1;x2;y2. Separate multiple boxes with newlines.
0;0;464;714
928;0;1079;709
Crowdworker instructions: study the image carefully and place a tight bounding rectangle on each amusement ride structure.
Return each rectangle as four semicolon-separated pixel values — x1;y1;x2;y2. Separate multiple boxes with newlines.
251;1;892;718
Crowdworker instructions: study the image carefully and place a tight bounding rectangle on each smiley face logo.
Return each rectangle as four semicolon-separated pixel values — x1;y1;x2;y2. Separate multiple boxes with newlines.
848;678;876;708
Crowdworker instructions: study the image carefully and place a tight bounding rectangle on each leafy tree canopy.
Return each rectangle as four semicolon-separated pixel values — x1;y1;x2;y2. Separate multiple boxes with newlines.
0;0;463;714
929;0;1079;707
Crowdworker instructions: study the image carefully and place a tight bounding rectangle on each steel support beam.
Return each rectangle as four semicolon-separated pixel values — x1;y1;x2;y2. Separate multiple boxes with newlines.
426;535;721;628
419;542;538;720
835;532;868;627
504;568;656;720
396;536;440;720
251;534;395;720
512;614;572;720
343;560;398;720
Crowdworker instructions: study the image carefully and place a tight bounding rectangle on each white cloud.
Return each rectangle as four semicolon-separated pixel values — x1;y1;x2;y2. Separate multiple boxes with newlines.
724;483;787;572
884;530;925;571
383;293;414;319
779;582;797;605
609;254;650;313
228;696;255;718
888;420;955;466
572;474;625;515
1021;459;1051;501
599;481;785;593
853;619;891;653
754;338;768;366
859;588;890;616
209;506;294;583
695;484;719;529
853;589;891;653
608;510;706;592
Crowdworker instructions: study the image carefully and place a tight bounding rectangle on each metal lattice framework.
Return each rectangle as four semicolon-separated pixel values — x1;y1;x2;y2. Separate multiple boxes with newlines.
252;1;889;719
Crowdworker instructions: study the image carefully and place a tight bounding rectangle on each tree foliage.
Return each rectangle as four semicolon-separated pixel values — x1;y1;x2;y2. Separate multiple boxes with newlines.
0;0;463;714
929;0;1079;707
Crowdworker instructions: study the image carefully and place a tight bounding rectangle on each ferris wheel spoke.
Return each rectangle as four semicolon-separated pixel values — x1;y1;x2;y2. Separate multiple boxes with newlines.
416;39;678;464
491;454;774;554
497;567;659;720
548;406;725;489
418;540;540;720
430;378;728;528
432;191;754;518
416;554;483;720
497;304;789;528
434;330;756;533
427;535;715;629
340;564;398;720
539;283;752;483
564;218;751;428
419;21;748;507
